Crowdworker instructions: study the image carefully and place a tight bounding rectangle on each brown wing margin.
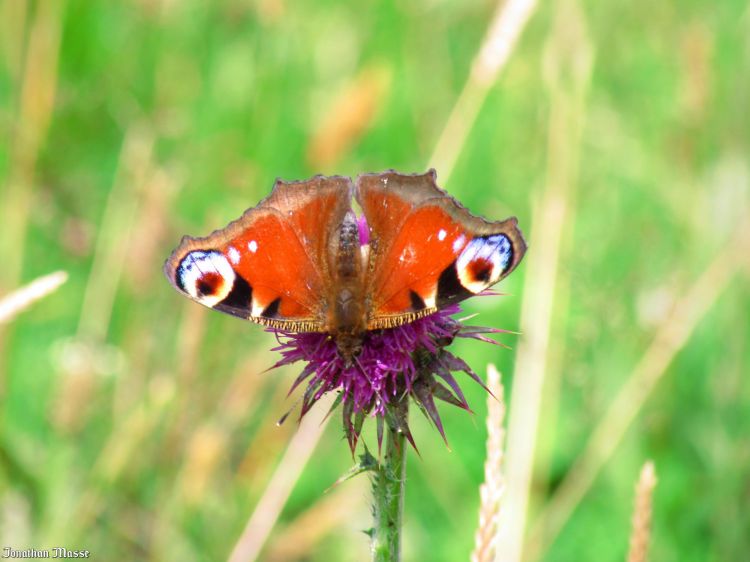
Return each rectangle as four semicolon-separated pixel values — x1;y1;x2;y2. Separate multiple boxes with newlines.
164;175;354;332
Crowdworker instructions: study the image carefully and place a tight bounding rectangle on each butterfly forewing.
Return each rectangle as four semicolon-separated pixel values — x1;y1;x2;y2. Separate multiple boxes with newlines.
164;176;353;331
356;170;527;330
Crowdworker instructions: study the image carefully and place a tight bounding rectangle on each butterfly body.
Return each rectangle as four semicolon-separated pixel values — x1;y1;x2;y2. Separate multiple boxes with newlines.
165;170;526;363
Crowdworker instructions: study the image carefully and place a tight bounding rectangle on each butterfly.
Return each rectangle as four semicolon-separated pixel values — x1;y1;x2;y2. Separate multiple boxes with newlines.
164;170;526;362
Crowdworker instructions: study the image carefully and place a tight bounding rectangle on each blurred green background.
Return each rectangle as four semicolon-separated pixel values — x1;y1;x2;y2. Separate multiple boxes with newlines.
1;0;748;561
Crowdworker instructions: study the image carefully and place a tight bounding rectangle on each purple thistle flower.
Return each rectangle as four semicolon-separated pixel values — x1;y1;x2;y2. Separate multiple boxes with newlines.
268;303;508;453
262;211;520;454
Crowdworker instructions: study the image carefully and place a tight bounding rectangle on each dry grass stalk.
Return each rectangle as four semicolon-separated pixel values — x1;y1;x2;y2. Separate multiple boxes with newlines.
471;364;507;562
124;166;180;290
178;423;229;505
497;2;593;561
162;301;209;439
77;124;154;341
227;392;336;562
51;125;154;433
307;65;392;169
265;478;368;562
1;0;64;289
627;461;657;562
218;356;273;427
68;375;175;539
235;380;297;493
0;271;68;324
174;357;273;507
0;0;64;393
0;0;28;81
528;221;749;554
428;0;538;184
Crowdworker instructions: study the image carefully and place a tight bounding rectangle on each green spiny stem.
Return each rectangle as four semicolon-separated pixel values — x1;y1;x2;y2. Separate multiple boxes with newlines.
371;397;408;562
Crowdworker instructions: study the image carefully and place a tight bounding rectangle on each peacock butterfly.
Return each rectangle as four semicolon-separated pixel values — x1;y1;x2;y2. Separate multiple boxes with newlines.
164;170;527;361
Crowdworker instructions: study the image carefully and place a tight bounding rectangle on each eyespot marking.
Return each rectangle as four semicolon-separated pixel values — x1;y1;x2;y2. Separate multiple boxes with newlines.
196;272;223;296
467;258;493;283
176;250;235;307
456;234;513;294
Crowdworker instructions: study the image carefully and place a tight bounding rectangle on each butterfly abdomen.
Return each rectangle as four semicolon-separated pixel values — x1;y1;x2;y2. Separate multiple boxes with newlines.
331;212;367;337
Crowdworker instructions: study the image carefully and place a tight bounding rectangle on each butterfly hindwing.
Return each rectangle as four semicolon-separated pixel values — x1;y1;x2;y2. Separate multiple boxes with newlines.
164;176;353;331
356;170;527;330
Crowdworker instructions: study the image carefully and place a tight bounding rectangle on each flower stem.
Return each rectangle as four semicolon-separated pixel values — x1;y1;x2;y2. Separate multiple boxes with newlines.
371;397;408;562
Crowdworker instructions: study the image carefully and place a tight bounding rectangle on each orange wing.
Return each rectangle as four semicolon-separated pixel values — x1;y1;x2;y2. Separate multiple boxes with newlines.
356;170;526;330
164;175;353;332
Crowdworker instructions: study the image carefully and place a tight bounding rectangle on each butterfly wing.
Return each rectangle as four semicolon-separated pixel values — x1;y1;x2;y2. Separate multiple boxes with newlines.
164;175;353;332
356;170;527;330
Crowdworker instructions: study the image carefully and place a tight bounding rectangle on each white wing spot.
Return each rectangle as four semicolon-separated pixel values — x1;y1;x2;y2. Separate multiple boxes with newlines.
438;229;447;241
248;240;258;253
227;246;240;264
453;234;467;253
